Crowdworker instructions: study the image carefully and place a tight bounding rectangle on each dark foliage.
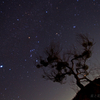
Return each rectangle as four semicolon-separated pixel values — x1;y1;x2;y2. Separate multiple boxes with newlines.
36;34;94;89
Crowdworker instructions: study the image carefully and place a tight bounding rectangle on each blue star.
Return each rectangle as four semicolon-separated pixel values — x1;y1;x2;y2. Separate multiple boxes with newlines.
73;26;76;28
46;11;48;13
0;65;3;68
17;19;19;21
9;69;11;71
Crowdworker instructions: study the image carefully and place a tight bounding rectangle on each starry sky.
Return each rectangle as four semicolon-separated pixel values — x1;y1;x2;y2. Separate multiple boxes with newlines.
1;0;100;100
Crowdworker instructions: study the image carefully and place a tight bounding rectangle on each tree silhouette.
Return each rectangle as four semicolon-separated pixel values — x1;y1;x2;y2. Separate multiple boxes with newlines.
36;34;94;90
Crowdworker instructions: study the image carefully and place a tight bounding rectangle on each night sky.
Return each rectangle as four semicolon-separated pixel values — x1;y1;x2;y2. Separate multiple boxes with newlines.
1;0;100;100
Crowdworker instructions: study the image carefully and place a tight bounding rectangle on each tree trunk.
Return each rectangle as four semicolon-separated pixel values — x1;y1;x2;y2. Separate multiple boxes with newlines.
74;73;84;89
76;80;84;89
70;69;84;89
67;65;84;89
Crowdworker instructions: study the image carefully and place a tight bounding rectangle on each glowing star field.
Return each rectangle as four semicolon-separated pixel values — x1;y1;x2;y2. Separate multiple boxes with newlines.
1;0;100;100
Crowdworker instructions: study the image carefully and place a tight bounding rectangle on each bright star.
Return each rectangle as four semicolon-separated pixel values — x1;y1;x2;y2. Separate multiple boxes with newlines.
0;65;3;68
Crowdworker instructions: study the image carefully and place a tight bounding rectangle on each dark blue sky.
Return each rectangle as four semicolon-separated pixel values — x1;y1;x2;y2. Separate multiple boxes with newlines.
0;0;100;100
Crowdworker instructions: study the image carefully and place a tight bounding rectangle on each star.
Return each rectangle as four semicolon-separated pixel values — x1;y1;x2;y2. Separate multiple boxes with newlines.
0;65;3;68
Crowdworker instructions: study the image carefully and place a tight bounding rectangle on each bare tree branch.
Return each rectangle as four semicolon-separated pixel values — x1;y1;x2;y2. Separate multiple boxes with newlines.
36;34;95;89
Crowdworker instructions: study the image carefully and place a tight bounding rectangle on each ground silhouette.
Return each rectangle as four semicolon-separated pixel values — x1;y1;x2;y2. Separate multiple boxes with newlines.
73;78;100;100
